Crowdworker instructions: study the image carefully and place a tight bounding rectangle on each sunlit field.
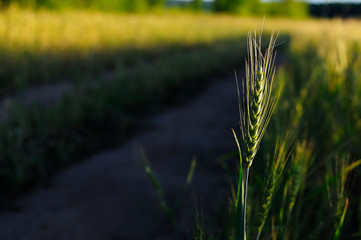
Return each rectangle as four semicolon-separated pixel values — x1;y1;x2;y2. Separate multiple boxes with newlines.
1;8;360;92
0;7;360;239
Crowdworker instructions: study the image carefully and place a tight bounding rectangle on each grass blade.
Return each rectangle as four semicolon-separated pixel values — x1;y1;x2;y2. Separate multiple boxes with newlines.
136;146;177;229
334;198;349;240
232;129;245;240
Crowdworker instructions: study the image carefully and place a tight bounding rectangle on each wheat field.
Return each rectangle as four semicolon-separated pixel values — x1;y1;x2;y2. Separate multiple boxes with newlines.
0;8;360;239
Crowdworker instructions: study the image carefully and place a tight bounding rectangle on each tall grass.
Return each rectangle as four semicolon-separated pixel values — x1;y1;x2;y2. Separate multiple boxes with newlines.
224;23;361;239
233;29;280;240
178;18;361;239
135;18;361;239
0;37;248;198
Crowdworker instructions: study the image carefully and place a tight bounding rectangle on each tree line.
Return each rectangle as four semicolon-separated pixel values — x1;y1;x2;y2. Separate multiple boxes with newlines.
0;0;303;12
11;0;356;18
2;0;357;18
0;0;167;11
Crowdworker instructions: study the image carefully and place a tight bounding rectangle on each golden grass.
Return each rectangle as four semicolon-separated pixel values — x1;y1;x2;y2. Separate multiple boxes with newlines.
1;8;361;54
1;8;360;96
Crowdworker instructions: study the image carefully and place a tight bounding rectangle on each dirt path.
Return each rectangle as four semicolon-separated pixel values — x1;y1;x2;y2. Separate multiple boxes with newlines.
0;69;117;120
0;76;240;240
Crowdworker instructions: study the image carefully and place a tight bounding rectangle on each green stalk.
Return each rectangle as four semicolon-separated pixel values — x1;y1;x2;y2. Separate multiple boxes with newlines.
334;198;349;240
234;29;279;240
243;167;250;240
233;129;245;240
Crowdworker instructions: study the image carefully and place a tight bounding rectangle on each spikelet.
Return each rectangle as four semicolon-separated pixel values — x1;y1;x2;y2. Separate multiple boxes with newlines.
237;30;279;168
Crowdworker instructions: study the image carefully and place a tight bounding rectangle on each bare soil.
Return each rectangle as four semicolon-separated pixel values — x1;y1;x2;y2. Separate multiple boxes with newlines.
0;76;240;240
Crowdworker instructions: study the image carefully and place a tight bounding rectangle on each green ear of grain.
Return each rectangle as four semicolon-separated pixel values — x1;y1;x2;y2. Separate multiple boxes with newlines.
256;137;289;240
278;141;314;239
232;129;245;240
233;29;280;240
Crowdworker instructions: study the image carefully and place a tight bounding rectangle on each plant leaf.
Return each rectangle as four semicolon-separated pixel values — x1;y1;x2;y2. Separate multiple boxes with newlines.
233;129;245;240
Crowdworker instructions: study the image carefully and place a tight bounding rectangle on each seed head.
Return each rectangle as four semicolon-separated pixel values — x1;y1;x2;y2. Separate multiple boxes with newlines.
237;31;279;168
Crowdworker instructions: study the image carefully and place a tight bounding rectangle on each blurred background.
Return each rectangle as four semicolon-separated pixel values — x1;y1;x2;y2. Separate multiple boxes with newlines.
0;0;360;239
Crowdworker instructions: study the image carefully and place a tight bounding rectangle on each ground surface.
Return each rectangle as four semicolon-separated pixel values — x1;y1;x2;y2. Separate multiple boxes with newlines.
0;76;240;240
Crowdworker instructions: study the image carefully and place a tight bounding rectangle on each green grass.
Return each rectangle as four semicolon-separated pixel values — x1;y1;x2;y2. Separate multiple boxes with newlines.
215;27;361;239
0;36;251;199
